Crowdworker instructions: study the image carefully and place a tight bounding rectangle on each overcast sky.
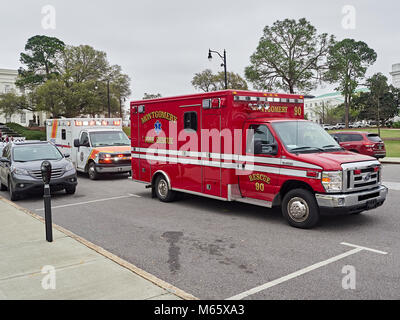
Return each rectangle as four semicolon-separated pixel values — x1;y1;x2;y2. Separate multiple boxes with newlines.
1;0;399;102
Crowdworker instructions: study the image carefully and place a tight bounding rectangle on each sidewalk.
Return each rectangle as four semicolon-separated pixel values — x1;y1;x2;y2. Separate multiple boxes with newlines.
0;197;196;300
381;157;400;164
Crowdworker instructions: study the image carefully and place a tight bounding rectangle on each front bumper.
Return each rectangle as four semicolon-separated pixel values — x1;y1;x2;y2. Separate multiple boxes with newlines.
12;171;78;193
95;163;131;174
315;185;388;214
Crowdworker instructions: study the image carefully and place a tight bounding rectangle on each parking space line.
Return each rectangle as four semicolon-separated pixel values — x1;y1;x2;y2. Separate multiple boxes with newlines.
226;242;388;300
34;193;141;211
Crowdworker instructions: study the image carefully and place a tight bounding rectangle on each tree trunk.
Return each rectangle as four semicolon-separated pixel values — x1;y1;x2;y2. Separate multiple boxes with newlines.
345;94;349;129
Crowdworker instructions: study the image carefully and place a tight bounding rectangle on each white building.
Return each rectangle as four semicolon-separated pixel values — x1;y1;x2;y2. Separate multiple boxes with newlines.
304;88;369;124
0;68;47;127
390;63;400;88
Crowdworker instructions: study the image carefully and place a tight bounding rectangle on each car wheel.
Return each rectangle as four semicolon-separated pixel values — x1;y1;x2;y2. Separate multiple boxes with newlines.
0;181;7;191
8;179;19;201
282;188;320;229
88;162;99;180
154;175;176;202
65;186;76;194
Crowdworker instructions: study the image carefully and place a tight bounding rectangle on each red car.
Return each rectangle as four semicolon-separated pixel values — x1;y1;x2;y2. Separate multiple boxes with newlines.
331;131;386;159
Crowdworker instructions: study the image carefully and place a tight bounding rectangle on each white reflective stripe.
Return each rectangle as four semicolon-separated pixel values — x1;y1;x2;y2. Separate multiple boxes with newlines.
132;153;309;176
131;149;321;170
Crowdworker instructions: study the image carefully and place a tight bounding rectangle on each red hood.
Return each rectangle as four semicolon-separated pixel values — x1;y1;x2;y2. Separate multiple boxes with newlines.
291;150;376;170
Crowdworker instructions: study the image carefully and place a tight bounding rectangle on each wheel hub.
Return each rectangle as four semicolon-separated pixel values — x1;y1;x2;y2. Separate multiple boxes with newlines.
287;197;309;222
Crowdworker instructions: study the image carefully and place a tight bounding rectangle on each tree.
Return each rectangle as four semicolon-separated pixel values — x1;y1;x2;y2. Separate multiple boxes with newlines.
325;39;377;128
367;73;389;135
245;18;335;94
16;35;65;89
143;93;162;99
191;69;248;92
0;92;29;118
191;69;215;92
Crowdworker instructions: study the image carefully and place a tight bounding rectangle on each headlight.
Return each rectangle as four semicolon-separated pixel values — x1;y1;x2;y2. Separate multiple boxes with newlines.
12;167;29;176
65;161;74;171
322;171;343;193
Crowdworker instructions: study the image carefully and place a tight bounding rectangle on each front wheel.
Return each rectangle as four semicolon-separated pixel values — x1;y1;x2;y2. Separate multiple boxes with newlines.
8;179;20;201
281;188;320;229
154;175;176;202
88;162;99;180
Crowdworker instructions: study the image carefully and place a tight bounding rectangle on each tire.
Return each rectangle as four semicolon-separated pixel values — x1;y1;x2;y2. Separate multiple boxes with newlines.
281;188;320;229
88;162;99;180
8;179;19;201
65;186;76;194
154;175;176;202
0;181;7;191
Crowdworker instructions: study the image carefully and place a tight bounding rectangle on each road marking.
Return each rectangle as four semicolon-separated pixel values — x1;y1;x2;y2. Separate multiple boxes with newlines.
383;181;400;191
34;193;141;211
226;242;388;300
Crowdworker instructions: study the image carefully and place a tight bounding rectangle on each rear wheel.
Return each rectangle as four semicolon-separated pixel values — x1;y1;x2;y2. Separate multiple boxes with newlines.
88;162;99;180
282;188;320;229
154;175;176;202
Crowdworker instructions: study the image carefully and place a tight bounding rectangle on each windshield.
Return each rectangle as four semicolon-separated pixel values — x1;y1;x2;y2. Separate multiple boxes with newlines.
13;144;63;162
272;121;341;153
89;131;130;147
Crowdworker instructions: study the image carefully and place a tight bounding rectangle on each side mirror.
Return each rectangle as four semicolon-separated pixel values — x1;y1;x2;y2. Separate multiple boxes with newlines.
73;139;80;148
333;136;340;143
64;154;70;158
0;157;10;164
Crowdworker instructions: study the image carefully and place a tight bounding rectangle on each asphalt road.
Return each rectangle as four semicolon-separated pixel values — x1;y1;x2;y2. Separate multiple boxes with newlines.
1;165;400;300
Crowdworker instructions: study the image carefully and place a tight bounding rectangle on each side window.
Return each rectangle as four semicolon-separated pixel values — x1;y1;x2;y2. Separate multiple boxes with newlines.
61;129;66;140
247;124;276;155
184;112;197;132
80;132;89;146
348;134;363;142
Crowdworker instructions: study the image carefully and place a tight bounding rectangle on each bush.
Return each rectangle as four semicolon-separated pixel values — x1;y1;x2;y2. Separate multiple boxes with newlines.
393;122;400;129
6;122;47;141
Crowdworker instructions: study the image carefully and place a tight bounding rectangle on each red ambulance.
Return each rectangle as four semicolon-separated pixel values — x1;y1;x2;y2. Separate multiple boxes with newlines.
130;90;387;228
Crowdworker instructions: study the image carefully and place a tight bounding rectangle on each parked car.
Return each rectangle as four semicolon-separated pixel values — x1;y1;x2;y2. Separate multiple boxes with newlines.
0;141;78;200
322;124;334;130
330;131;386;159
334;123;346;129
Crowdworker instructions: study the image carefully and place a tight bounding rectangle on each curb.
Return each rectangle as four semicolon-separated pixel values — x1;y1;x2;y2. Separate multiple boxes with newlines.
0;195;198;301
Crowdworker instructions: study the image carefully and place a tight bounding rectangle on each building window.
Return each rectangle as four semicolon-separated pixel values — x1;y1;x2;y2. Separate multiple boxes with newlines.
20;112;26;124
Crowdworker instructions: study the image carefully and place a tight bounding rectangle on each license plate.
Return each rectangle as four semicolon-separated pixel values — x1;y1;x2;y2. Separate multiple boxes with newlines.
366;199;377;209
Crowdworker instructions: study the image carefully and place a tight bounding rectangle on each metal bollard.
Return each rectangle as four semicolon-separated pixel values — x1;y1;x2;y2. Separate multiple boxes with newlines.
41;161;53;242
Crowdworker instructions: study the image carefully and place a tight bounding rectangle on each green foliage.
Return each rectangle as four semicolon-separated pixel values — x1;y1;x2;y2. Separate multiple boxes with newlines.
245;18;335;94
192;69;248;92
12;38;131;119
6;122;46;141
325;38;377;126
0;92;29;117
16;35;65;89
393;122;400;129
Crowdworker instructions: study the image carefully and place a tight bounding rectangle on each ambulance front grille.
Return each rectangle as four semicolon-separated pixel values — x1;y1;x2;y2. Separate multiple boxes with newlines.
29;168;64;180
343;162;380;192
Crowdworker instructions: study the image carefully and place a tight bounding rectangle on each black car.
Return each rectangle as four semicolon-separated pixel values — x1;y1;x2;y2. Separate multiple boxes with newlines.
0;141;78;200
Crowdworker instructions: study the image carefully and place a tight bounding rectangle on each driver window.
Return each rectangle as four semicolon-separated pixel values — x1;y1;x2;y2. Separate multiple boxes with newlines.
80;132;89;146
247;124;276;155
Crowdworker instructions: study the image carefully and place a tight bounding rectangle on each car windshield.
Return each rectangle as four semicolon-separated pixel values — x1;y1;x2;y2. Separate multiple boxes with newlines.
13;144;63;162
272;121;342;153
89;131;130;147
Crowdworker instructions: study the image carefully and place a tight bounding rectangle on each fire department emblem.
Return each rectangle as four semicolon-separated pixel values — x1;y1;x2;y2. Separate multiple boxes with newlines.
154;121;162;135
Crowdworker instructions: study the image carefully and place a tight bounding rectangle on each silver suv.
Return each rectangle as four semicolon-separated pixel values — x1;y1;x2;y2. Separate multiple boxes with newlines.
0;141;78;200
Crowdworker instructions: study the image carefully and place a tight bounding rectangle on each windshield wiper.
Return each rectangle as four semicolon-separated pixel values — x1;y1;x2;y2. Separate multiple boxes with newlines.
112;143;129;146
291;146;325;152
322;145;343;150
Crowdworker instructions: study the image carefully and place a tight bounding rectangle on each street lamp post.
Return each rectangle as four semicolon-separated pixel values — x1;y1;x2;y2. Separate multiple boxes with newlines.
208;49;228;90
107;79;111;118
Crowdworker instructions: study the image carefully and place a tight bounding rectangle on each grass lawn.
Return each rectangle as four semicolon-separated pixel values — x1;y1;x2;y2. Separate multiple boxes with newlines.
123;126;130;137
384;140;400;158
